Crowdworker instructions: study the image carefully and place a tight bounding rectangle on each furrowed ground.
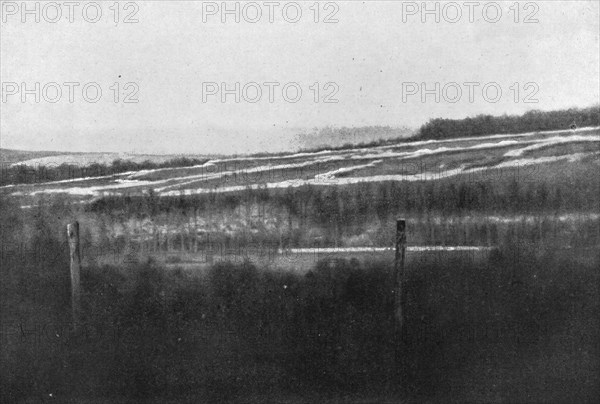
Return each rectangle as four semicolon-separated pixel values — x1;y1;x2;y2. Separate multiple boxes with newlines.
3;127;599;199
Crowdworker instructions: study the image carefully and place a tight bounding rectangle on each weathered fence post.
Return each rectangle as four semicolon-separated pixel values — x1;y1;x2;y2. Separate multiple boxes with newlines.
67;222;81;330
393;217;408;381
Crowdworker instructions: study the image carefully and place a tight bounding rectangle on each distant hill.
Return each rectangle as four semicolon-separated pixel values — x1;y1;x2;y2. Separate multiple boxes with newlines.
293;126;414;151
1;126;415;166
0;150;214;167
0;149;70;165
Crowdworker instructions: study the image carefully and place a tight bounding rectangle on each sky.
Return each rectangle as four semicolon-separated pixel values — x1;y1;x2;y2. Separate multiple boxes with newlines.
1;0;598;154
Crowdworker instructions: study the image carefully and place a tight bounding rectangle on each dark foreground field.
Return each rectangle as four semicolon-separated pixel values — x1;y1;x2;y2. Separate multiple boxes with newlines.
1;234;598;403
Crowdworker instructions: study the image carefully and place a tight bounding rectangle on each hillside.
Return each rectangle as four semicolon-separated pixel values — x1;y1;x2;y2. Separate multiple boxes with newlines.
2;126;598;202
0;148;69;165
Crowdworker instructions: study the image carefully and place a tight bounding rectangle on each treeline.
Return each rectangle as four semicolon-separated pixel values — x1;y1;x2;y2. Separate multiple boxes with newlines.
417;105;600;140
0;157;209;187
87;174;600;249
90;176;598;221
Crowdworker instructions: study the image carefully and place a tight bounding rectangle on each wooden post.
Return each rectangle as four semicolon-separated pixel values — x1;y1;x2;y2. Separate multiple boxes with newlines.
394;218;406;335
67;222;81;330
393;218;407;382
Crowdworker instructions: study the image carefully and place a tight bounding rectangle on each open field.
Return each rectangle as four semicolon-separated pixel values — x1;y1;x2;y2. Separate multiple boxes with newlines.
3;126;598;273
1;234;598;402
